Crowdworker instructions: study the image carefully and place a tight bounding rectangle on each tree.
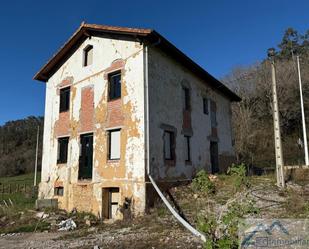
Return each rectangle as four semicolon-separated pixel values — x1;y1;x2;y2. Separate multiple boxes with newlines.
0;116;44;177
223;27;309;169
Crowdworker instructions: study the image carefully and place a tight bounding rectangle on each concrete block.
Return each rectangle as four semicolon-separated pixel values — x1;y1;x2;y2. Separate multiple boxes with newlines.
36;199;58;209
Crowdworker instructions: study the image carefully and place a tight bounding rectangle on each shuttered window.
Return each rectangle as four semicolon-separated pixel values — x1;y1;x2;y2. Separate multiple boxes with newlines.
109;129;121;160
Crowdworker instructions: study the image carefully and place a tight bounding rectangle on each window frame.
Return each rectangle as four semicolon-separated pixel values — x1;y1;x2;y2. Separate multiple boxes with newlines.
59;87;70;113
203;97;209;115
57;137;69;164
184;135;191;162
108;71;122;101
83;45;93;67
108;129;121;160
54;186;64;196
164;130;175;160
78;133;94;180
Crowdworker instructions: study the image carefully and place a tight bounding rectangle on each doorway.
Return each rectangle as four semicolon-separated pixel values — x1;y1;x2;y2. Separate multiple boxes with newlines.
210;141;219;173
102;187;120;219
78;133;93;179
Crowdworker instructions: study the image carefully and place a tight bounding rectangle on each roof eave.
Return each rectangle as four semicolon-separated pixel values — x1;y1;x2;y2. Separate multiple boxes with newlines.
33;24;241;102
149;31;241;102
33;24;153;82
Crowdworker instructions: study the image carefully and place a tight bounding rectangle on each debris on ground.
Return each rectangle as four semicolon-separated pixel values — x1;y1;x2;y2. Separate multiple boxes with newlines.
2;174;309;248
58;218;77;231
208;174;218;182
35;212;49;219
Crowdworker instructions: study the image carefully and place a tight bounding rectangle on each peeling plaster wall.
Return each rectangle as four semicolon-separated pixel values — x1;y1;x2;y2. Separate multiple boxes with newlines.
39;36;146;217
148;47;235;181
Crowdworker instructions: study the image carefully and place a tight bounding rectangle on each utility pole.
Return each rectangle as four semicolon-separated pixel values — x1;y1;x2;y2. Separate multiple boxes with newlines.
268;48;285;188
34;125;40;187
296;55;309;165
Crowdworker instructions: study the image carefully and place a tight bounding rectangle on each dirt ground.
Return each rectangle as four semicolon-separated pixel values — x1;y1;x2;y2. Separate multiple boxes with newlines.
0;214;203;249
2;174;309;249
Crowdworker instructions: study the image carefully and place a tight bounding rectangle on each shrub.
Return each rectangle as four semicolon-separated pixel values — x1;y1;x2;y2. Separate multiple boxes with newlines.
227;163;250;190
198;200;259;249
192;170;215;194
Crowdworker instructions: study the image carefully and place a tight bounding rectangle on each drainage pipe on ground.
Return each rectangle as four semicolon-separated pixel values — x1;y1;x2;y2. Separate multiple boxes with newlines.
143;43;206;243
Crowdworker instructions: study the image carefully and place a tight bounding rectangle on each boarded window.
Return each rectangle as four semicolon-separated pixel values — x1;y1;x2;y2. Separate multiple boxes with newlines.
57;137;69;164
184;136;191;162
59;87;70;113
83;45;93;66
54;186;64;196
109;129;121;160
183;87;190;110
108;72;121;100
164;131;174;160
203;97;209;114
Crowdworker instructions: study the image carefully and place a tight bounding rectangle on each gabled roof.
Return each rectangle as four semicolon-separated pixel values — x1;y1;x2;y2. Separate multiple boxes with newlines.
34;23;241;101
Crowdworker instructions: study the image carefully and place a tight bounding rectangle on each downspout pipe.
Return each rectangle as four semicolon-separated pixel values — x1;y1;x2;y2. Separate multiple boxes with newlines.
143;42;206;243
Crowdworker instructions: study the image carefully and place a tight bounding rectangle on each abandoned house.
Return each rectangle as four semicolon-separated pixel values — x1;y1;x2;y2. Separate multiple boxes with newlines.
34;23;240;219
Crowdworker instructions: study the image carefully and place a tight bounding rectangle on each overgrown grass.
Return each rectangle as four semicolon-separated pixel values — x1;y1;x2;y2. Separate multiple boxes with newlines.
0;172;39;209
0;192;36;210
0;173;41;233
0;172;41;184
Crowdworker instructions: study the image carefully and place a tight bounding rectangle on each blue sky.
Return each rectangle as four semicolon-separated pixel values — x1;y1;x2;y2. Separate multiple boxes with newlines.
1;0;309;124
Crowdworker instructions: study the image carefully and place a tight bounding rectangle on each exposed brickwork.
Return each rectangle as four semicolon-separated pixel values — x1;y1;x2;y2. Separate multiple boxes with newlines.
182;110;192;130
102;59;125;129
80;86;94;132
107;99;124;128
54;181;63;187
59;76;74;88
212;127;218;137
104;59;125;79
71;184;94;212
55;111;70;136
38;36;149;219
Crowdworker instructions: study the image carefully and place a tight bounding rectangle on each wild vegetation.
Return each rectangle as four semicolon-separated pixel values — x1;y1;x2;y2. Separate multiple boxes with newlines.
0;116;43;177
2;168;309;248
2;28;309;248
224;27;309;169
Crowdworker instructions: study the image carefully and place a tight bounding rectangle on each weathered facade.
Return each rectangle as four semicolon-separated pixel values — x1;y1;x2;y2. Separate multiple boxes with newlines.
34;23;240;219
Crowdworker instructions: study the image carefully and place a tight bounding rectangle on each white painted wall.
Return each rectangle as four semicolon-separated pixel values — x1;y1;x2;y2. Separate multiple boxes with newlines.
39;35;146;214
39;33;235;214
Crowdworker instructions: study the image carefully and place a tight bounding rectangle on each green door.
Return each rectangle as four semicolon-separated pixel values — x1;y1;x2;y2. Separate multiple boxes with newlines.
78;133;93;179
